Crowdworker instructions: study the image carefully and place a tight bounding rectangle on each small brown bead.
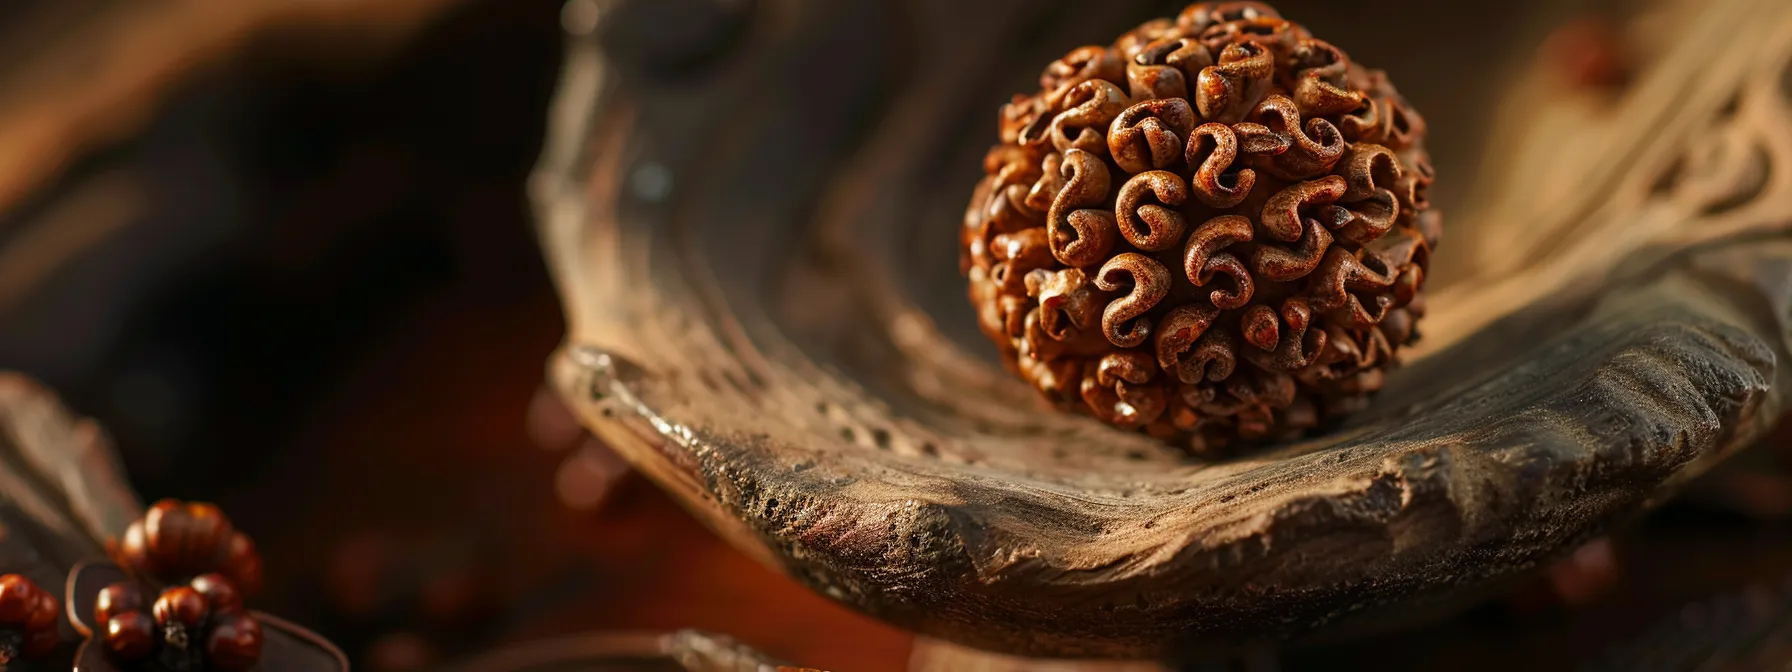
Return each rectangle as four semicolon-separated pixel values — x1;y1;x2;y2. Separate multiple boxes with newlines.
205;613;263;671
223;532;263;597
140;501;184;574
0;574;39;626
105;612;157;661
179;502;230;561
153;586;208;629
24;589;58;632
1542;15;1630;90
95;582;145;627
0;575;61;660
120;499;265;595
189;574;243;615
143;500;233;580
120;521;153;575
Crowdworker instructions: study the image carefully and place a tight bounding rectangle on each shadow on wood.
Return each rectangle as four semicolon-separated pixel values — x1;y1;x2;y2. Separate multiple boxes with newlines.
537;0;1792;658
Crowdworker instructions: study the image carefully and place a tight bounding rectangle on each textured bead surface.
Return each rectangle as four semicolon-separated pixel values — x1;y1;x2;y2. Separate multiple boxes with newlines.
962;1;1438;453
0;574;59;660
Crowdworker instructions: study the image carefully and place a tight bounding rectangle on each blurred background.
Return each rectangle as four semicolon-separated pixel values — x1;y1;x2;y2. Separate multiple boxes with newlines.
1;0;1787;670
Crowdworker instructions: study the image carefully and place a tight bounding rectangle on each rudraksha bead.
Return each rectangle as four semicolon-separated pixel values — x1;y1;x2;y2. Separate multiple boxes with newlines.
118;500;263;596
102;500;268;670
100;578;263;671
961;1;1438;454
0;574;61;661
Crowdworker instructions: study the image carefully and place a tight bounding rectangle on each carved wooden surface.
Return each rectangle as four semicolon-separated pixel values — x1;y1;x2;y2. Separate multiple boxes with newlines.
0;375;139;666
1419;0;1792;354
0;375;141;586
445;629;790;672
537;0;1792;658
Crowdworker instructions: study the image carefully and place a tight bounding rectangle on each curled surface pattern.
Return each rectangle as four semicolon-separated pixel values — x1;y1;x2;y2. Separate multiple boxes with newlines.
963;1;1438;453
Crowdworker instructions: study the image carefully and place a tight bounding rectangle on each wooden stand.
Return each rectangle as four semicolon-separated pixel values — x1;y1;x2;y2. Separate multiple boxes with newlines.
533;0;1792;663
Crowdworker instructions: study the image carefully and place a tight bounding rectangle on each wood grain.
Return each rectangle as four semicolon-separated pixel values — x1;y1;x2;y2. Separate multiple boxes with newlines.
1419;0;1792;354
0;374;139;569
444;629;788;672
0;375;134;665
538;0;1792;658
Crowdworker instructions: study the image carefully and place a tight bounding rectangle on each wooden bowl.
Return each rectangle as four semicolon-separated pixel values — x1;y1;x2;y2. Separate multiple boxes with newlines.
538;0;1792;657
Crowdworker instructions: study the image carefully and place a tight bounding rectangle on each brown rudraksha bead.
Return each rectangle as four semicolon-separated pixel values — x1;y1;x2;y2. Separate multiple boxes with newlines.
98;575;264;671
104;500;268;670
117;500;263;597
0;574;61;662
962;1;1439;454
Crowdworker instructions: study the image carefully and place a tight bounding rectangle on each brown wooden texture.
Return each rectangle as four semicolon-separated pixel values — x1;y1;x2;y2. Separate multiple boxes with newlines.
444;629;789;672
539;0;1792;659
0;375;137;666
0;375;140;581
1418;0;1792;355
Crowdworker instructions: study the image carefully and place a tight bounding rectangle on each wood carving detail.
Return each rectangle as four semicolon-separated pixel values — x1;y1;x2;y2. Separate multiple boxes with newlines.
1647;38;1791;233
1426;0;1792;354
536;0;1792;658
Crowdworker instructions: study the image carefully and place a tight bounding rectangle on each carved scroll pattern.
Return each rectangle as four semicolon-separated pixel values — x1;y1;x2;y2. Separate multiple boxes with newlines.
1415;0;1792;357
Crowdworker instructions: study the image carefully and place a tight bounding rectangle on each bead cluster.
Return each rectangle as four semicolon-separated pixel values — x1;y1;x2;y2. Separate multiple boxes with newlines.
0;574;60;662
119;501;263;597
102;500;266;670
97;575;262;671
